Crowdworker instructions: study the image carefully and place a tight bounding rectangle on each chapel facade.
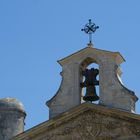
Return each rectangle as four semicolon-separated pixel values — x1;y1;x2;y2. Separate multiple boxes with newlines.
0;20;140;140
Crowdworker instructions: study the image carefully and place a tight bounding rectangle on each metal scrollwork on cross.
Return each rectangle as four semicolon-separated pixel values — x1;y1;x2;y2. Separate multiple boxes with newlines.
81;19;99;45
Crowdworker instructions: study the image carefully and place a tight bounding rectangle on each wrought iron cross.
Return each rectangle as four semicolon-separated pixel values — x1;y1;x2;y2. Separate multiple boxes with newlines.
81;19;99;45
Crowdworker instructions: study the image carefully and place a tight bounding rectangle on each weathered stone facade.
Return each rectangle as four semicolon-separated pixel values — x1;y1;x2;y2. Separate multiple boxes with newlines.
12;103;140;140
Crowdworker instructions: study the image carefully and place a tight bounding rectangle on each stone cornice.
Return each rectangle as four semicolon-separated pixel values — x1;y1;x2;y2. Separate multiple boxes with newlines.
57;47;125;66
12;103;140;140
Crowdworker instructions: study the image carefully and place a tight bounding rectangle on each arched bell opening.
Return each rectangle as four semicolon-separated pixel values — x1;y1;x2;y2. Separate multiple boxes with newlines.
80;57;100;104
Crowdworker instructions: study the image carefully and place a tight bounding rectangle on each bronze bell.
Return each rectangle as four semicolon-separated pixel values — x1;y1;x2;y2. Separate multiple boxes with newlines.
83;85;99;102
81;68;99;102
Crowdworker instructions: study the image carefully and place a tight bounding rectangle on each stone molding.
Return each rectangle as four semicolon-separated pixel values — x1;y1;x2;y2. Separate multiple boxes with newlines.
12;103;140;140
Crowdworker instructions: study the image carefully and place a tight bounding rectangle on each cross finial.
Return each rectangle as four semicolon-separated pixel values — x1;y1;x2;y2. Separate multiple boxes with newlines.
81;19;99;46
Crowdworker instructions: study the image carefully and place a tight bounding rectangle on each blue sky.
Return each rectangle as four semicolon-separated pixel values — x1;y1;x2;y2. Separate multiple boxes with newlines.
0;0;140;130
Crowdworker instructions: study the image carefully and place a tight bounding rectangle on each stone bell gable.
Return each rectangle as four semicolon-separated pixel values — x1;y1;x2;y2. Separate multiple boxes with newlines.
46;46;138;119
12;103;140;140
